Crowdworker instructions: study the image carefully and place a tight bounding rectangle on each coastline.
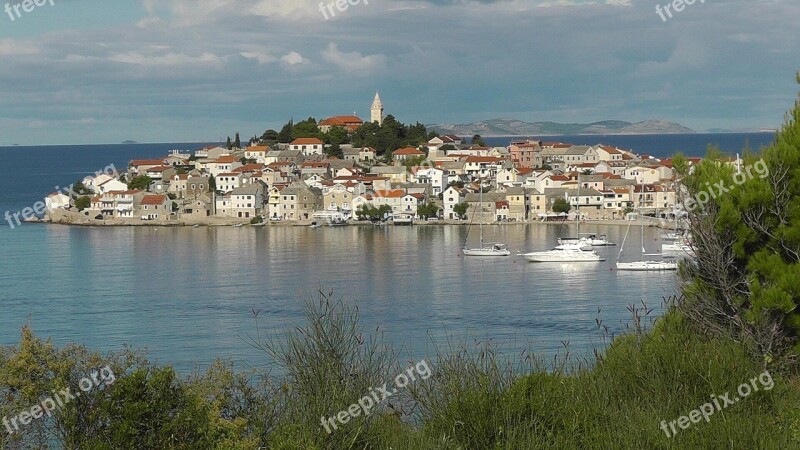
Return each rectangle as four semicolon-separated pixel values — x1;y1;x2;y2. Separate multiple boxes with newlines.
42;210;669;229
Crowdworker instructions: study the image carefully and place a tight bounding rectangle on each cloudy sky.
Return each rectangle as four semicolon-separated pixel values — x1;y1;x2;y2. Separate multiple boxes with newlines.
0;0;798;145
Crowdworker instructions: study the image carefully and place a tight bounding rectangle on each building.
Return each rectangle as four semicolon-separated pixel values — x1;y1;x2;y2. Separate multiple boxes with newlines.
371;92;384;125
289;138;324;156
392;147;425;162
319;116;364;133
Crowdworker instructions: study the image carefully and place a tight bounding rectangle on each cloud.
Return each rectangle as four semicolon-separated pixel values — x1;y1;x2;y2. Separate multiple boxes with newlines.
321;43;387;74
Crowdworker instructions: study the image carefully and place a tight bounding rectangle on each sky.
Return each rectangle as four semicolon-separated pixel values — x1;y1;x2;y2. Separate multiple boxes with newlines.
0;0;798;145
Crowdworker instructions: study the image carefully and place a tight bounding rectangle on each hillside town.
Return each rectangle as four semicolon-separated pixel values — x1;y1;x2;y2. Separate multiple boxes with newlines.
45;94;708;226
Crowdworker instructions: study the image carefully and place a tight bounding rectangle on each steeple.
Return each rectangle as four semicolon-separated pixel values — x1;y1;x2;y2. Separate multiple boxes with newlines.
371;92;384;126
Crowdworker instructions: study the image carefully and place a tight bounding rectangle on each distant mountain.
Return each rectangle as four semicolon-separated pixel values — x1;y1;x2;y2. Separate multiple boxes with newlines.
426;119;696;136
121;140;139;144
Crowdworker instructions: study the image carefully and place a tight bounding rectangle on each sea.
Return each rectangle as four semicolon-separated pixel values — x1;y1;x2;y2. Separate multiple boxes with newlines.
0;133;776;372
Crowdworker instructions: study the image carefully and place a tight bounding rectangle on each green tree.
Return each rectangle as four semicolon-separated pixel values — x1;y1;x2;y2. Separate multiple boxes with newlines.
74;196;90;211
127;175;152;191
440;144;457;151
472;134;486;147
453;202;469;220
261;129;279;142
226;136;232;149
278;120;294;143
678;74;800;357
552;197;571;214
234;132;241;149
418;203;440;219
208;175;216;193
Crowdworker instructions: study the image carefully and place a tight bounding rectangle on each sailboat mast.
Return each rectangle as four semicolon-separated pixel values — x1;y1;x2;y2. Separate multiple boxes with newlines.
479;178;484;247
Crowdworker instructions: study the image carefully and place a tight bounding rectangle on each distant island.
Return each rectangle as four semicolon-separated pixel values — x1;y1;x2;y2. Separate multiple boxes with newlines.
122;140;139;144
427;119;697;136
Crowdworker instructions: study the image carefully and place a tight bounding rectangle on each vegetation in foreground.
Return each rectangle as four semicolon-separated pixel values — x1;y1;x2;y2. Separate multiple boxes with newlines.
3;75;800;449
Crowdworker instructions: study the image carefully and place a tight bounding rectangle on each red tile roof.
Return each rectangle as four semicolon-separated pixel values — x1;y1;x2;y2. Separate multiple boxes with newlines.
393;147;425;156
130;159;165;166
140;195;167;205
291;138;324;145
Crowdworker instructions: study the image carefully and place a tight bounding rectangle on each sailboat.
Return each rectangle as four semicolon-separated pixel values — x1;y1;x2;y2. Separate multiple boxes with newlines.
463;180;510;257
616;183;678;271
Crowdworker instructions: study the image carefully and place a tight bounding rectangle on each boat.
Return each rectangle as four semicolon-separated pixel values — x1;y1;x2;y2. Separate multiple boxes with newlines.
232;223;244;228
662;240;695;258
585;234;615;246
309;221;322;229
520;245;604;263
392;214;414;225
192;224;201;228
615;183;678;272
463;180;510;257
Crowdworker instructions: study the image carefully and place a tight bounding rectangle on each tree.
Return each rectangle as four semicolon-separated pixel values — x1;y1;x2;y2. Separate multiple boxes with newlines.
453;202;469;220
418;203;440;219
75;196;90;211
128;176;152;191
234;132;241;149
552;198;571;214
261;129;279;142
472;134;486;147
226;136;232;150
278;120;294;143
677;74;800;357
208;175;216;193
440;144;457;151
582;169;594;175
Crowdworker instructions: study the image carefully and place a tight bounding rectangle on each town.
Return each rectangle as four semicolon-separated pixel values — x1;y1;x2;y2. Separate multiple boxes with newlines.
43;93;713;227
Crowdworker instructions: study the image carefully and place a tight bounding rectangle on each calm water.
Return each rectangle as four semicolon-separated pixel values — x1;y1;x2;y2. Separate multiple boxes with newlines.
0;223;677;371
0;137;735;371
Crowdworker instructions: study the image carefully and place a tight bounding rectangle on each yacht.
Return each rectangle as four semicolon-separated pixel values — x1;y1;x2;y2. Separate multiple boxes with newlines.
520;245;604;263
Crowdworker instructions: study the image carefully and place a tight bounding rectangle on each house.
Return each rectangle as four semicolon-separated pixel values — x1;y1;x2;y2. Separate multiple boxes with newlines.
230;183;266;219
496;167;533;187
595;145;625;162
216;173;243;193
508;141;542;168
442;186;466;220
144;166;176;182
135;194;171;220
182;193;214;218
195;146;227;160
275;183;321;221
527;189;547;217
44;192;71;211
289;138;324;156
322;183;354;218
464;191;501;223
412;167;446;196
625;165;661;184
129;159;167;176
370;189;406;214
319;116;364;133
207;155;241;177
301;161;332;177
370;165;408;184
401;193;426;216
244;145;271;163
97;178;128;194
392;147;426;162
502;187;528;221
464;156;504;179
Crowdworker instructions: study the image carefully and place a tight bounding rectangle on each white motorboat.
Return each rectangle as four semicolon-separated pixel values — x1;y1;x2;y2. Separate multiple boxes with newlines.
662;241;695;258
520;247;604;263
463;243;511;257
463;180;510;257
585;234;616;247
616;260;678;271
